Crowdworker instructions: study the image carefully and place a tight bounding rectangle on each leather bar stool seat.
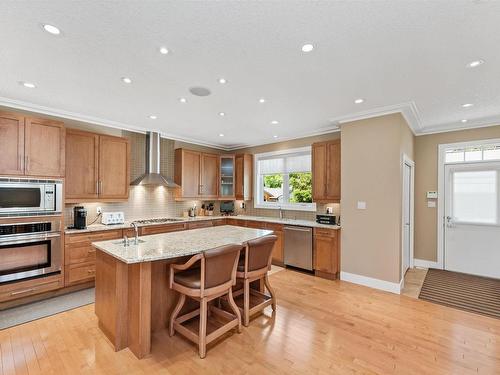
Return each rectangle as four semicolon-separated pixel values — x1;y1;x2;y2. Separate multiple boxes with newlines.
174;268;201;289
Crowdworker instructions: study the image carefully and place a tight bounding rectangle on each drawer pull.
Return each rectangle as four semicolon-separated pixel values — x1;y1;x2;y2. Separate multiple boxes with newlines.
11;288;35;296
87;269;95;274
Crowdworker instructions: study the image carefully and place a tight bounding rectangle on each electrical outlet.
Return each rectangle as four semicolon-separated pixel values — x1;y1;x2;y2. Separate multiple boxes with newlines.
96;206;102;214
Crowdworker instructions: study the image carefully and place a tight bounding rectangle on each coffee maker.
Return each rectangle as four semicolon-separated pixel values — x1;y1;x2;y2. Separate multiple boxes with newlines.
73;206;87;229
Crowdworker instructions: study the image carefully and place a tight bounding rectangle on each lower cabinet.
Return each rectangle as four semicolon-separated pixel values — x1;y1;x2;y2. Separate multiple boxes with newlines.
313;228;340;279
140;223;186;235
65;229;122;286
265;223;284;265
0;274;63;303
187;221;213;230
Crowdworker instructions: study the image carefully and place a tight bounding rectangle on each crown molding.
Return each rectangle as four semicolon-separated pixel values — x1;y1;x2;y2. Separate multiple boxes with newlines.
416;115;500;136
331;101;423;135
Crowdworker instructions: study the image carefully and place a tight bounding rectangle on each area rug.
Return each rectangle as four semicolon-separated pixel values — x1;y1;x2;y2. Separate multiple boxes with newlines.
0;287;95;329
419;269;500;319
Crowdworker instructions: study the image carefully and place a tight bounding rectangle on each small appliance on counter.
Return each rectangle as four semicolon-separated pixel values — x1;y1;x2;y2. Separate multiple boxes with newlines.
316;214;338;226
220;201;235;216
73;206;87;229
101;212;125;225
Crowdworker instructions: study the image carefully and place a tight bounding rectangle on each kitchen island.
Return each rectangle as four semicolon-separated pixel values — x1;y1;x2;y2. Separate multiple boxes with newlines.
92;225;272;359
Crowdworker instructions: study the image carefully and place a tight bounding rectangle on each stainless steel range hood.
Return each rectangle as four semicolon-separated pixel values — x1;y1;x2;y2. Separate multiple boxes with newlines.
130;132;179;187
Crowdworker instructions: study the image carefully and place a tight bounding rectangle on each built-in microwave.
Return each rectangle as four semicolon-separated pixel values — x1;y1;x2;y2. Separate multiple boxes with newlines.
0;178;63;217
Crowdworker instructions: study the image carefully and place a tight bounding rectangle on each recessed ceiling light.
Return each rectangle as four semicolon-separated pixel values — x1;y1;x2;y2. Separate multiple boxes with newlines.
259;98;266;103
354;98;364;104
461;119;468;123
179;97;187;103
467;59;484;68
42;24;61;35
271;120;279;125
121;77;132;84
19;81;36;88
219;133;224;137
462;103;474;108
218;78;227;84
219;112;225;117
273;135;278;138
159;47;169;55
149;115;157;120
301;44;314;53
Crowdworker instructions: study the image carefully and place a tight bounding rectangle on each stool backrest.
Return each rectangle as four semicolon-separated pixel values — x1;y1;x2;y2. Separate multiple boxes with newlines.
246;235;277;272
203;244;242;289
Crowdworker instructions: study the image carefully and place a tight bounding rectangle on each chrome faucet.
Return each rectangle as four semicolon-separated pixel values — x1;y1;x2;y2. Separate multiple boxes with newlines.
131;222;139;244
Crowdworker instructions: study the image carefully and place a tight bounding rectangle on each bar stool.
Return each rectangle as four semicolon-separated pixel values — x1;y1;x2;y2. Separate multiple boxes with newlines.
236;235;277;326
169;244;243;358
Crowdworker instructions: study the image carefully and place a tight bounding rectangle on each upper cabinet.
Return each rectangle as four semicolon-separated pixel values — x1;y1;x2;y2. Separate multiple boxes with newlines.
65;130;130;202
98;135;130;199
174;149;219;199
219;155;235;199
0;111;65;178
312;139;341;202
235;154;253;201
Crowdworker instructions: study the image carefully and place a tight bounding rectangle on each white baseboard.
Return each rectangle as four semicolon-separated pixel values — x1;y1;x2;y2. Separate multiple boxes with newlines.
413;258;440;269
340;271;402;294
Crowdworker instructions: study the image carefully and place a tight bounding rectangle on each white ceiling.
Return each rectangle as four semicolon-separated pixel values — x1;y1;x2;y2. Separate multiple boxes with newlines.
1;1;500;150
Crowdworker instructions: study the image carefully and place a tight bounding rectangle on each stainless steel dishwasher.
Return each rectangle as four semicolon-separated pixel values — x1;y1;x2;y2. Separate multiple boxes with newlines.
283;226;313;270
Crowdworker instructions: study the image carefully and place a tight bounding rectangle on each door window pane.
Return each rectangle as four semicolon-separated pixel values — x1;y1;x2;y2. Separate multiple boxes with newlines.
445;149;464;163
453;170;497;224
464;147;482;162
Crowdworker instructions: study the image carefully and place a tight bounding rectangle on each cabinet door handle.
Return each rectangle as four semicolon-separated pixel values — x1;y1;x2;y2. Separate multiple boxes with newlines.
96;181;99;195
99;181;103;195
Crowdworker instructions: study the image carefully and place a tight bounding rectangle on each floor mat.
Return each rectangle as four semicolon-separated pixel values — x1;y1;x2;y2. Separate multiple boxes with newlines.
0;287;94;329
419;269;500;319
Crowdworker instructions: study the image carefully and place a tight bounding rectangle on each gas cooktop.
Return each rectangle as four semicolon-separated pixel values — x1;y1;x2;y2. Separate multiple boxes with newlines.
133;218;184;224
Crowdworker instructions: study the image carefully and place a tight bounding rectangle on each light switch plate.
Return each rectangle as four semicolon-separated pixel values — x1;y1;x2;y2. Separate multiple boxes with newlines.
357;201;367;210
426;191;438;199
427;201;436;208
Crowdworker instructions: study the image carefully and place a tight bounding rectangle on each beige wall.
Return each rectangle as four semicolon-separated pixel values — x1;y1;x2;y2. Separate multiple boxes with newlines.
341;113;414;284
414;124;500;262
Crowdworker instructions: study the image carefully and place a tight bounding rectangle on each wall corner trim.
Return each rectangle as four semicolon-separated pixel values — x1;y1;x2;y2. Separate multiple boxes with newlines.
413;259;440;269
340;271;402;294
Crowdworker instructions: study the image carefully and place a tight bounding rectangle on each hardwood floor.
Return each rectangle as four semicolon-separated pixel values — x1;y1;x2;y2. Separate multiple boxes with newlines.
1;269;500;374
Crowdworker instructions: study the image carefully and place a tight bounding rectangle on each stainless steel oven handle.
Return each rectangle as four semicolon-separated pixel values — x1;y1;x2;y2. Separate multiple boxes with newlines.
0;232;61;246
284;226;312;232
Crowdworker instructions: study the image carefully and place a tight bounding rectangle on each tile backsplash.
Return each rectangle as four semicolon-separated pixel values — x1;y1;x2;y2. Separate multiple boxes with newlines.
234;200;340;221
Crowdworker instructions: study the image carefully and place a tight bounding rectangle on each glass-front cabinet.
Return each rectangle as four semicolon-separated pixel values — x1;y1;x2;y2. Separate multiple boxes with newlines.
219;155;235;199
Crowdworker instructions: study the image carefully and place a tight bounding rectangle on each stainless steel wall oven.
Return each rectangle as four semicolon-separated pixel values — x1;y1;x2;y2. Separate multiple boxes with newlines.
0;218;62;283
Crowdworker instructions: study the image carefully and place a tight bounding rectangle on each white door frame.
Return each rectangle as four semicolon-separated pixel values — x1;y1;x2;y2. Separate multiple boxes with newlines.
401;154;415;275
437;138;500;269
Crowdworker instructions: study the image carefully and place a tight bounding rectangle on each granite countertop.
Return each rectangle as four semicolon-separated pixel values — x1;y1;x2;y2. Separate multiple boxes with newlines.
92;225;273;264
65;214;340;234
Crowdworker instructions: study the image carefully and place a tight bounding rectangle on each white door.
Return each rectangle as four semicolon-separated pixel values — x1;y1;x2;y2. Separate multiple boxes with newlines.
444;162;500;278
402;162;412;274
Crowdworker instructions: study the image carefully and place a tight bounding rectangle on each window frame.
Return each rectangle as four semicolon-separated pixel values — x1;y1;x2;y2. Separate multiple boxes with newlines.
253;146;316;212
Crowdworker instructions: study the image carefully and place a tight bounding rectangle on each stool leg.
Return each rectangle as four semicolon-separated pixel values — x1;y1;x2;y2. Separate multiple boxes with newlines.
264;274;277;311
169;293;186;336
199;298;208;359
243;279;250;326
227;288;242;333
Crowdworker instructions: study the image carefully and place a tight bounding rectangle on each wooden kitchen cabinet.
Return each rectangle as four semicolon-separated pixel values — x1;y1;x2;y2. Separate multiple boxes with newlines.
0;112;25;175
65;129;99;199
99;135;130;199
174;149;219;199
266;223;284;265
201;153;219;198
25;117;65;177
65;130;130;202
312;139;340;202
141;223;186;235
313;228;340;279
65;229;122;286
235;154;253;200
0;111;65;177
